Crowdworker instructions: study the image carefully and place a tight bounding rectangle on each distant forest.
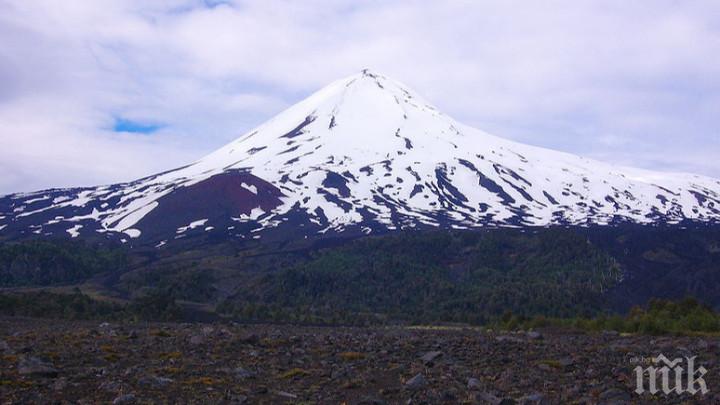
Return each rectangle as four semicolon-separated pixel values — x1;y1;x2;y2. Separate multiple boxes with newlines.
1;225;719;329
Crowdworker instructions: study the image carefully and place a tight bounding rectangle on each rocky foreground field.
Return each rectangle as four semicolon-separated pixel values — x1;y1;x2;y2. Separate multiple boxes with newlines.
0;317;718;404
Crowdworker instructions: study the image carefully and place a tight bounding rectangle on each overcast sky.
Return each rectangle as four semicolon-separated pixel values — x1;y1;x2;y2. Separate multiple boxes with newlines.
1;0;719;194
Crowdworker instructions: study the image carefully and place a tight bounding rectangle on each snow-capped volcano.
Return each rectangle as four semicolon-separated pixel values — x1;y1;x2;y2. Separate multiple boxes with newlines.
2;70;720;245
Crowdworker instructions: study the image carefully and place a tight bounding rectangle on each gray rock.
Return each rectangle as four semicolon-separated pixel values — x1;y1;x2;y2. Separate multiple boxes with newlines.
467;377;482;390
138;375;173;387
558;357;574;367
155;376;174;386
537;363;553;372
404;373;427;390
231;394;248;404
189;335;204;345
17;356;58;378
99;380;124;392
331;366;349;379
112;394;136;404
475;392;502;405
518;392;546;404
233;367;256;379
495;335;524;343
123;366;139;377
420;350;443;365
495;369;514;391
275;390;297;399
98;322;117;337
53;377;68;391
0;339;9;352
526;331;543;340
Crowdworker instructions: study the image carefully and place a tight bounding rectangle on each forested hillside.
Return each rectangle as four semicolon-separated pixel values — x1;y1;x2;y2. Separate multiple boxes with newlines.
1;225;719;325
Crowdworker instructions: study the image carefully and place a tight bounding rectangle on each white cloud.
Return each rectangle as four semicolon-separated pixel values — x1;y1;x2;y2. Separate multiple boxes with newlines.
0;0;719;194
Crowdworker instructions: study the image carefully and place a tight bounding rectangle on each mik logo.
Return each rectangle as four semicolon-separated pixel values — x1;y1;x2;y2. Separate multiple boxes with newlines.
634;354;709;395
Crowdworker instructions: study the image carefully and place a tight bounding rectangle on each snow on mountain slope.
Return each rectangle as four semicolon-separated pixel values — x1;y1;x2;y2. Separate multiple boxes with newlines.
1;70;719;245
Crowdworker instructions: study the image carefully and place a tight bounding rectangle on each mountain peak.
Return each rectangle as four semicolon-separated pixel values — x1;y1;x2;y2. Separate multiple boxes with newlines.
353;68;398;86
196;69;450;168
313;69;438;114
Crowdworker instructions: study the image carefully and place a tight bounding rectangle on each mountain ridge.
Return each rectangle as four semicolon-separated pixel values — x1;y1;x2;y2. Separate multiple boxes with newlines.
2;70;720;246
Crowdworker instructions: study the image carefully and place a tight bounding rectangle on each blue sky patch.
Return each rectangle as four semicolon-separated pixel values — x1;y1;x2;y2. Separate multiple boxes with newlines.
203;0;232;7
113;118;163;134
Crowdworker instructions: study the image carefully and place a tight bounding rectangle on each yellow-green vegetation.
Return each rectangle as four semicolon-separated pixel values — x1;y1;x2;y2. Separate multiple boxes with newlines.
538;359;562;369
338;351;365;361
498;298;720;336
0;380;34;388
104;353;120;363
280;368;309;379
159;351;182;360
260;338;289;347
185;376;221;386
43;352;60;361
100;344;121;362
150;329;172;338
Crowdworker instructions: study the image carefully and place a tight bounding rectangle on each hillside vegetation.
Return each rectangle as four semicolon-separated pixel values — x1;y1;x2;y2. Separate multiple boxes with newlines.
0;240;126;286
0;225;719;327
221;230;620;324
